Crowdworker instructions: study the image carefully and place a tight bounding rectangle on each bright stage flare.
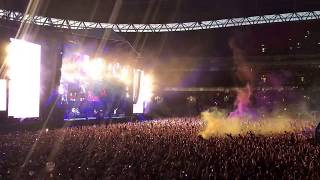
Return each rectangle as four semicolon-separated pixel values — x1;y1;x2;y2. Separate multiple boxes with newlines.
141;74;154;102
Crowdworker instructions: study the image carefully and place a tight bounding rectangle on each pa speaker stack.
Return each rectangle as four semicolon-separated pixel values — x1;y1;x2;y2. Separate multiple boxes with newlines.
316;122;320;144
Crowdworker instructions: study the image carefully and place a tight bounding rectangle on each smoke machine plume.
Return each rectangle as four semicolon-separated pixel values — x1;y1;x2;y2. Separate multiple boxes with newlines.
199;38;315;139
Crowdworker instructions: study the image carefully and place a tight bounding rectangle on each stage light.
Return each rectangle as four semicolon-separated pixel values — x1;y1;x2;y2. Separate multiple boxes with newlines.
107;64;112;70
58;85;65;95
119;67;130;84
84;58;105;80
7;39;41;118
121;67;129;76
112;64;117;76
142;74;154;102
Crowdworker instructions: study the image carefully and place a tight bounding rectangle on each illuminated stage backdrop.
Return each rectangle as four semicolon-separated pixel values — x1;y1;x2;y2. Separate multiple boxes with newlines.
59;43;132;120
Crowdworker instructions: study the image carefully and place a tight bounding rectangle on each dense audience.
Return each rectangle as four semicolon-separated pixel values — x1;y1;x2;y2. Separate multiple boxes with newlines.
0;117;319;179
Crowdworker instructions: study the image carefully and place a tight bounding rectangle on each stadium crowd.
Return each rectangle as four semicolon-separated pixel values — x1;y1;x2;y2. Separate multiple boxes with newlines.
0;117;319;179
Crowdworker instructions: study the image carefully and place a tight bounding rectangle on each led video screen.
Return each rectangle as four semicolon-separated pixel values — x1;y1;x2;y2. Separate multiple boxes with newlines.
133;71;153;114
60;43;131;120
7;39;41;118
0;79;6;111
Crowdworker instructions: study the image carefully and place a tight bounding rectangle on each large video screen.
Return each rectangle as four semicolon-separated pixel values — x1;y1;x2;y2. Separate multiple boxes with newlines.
133;71;153;114
7;39;41;118
0;79;6;111
60;43;132;120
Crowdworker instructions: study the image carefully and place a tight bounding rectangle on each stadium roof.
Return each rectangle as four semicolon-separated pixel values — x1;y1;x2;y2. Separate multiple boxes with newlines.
0;0;319;59
0;0;320;23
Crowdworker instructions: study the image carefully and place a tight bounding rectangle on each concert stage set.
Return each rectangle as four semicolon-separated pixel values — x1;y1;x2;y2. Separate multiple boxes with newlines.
0;24;153;130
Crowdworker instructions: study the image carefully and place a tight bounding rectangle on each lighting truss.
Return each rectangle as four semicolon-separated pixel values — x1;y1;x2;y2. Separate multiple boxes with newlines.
0;9;319;32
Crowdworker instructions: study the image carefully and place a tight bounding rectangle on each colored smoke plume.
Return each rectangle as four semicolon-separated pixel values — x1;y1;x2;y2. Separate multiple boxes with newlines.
229;84;253;119
199;37;315;139
200;80;315;139
199;108;314;139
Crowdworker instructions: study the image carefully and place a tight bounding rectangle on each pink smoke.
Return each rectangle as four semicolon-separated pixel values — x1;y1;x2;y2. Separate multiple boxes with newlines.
228;38;255;119
229;84;252;118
